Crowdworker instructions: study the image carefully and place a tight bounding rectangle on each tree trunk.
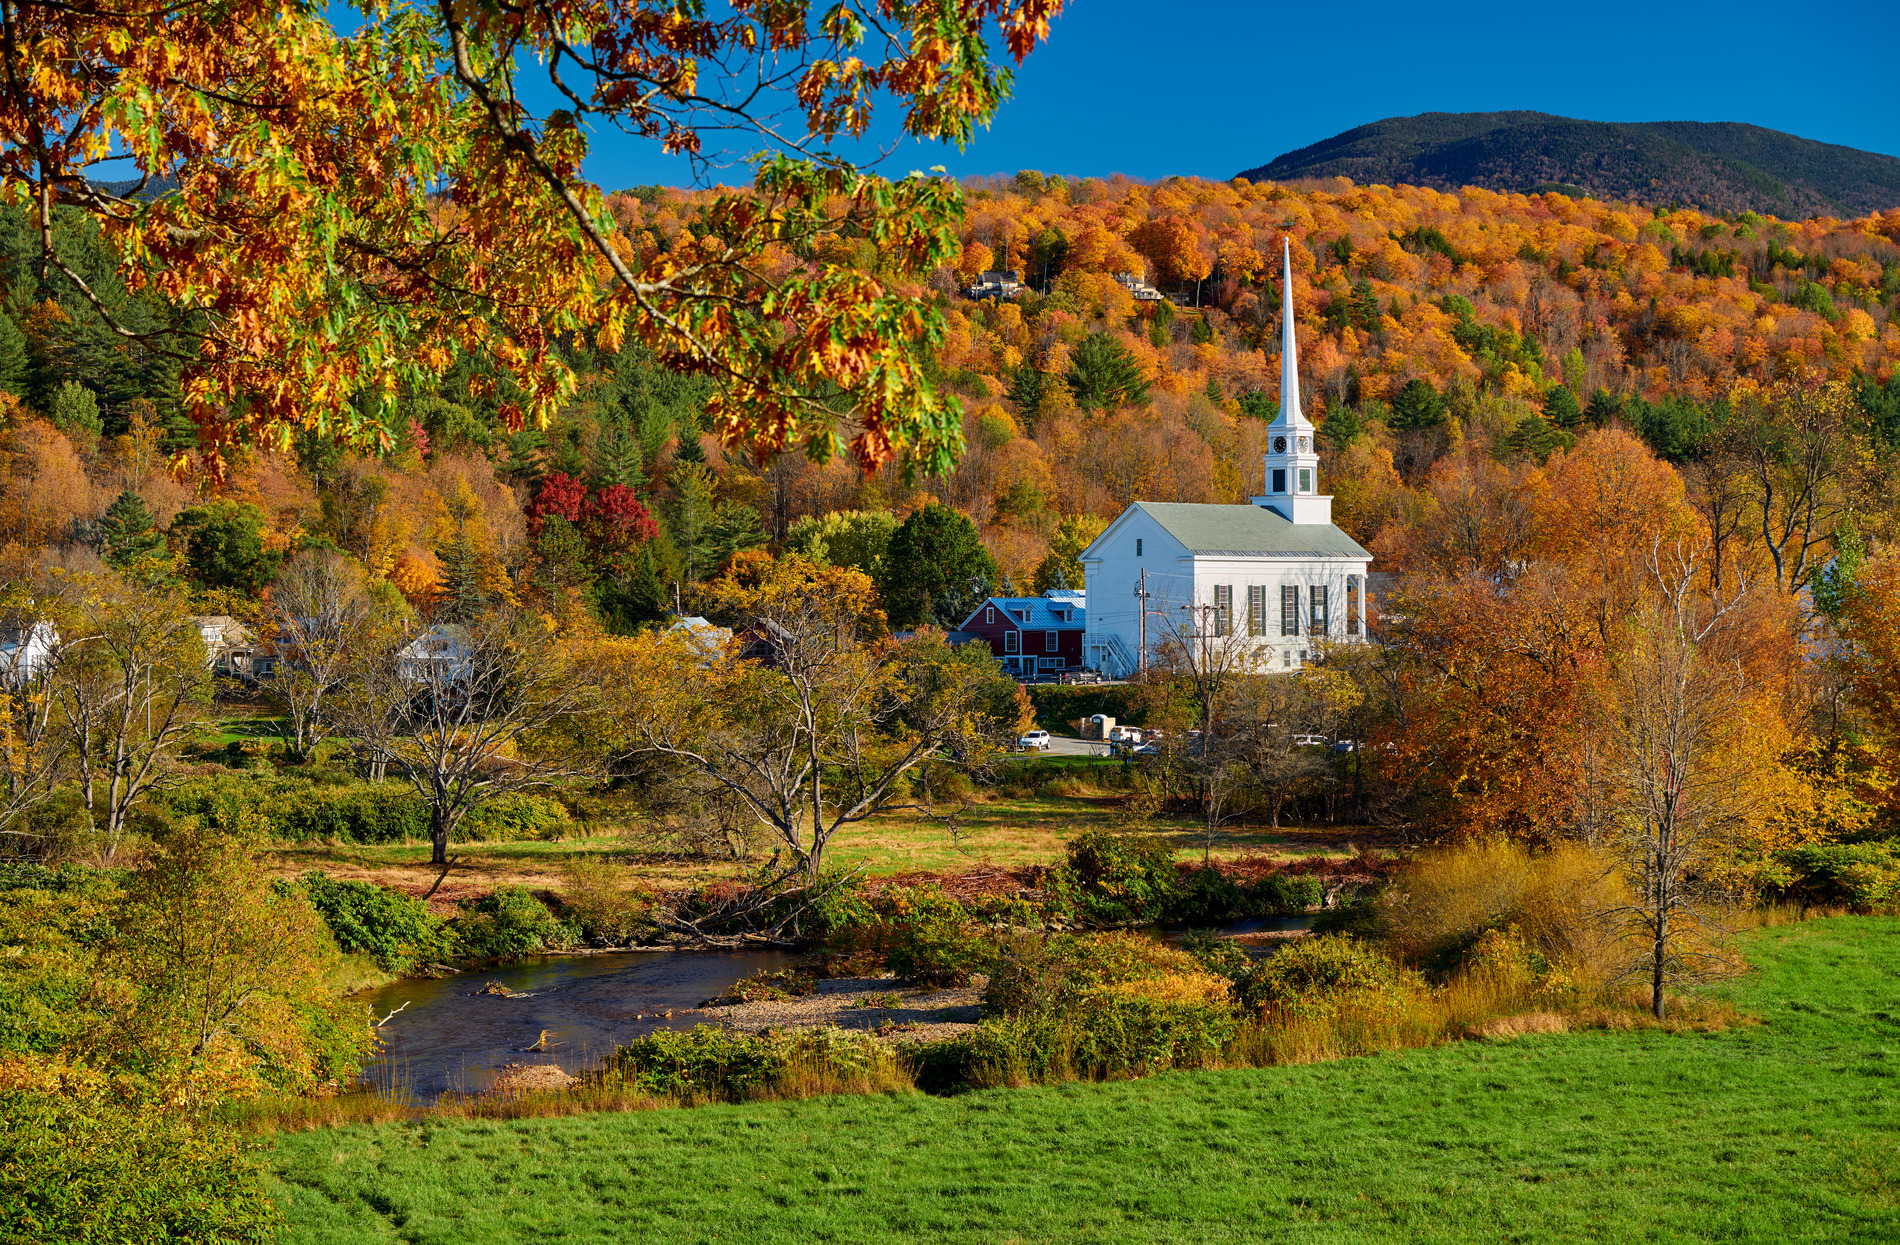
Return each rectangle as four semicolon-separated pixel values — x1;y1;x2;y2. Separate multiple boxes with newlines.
430;802;449;867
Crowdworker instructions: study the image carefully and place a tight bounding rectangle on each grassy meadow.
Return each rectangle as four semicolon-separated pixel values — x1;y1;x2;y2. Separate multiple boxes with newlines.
265;917;1900;1244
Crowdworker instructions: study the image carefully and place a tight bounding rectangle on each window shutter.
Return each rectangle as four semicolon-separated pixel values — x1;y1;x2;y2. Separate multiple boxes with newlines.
1281;585;1300;637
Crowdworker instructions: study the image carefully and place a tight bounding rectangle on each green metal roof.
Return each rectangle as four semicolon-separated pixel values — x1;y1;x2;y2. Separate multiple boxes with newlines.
1135;502;1371;559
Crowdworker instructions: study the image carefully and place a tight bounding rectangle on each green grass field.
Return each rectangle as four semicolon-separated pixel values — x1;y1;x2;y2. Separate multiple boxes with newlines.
266;917;1900;1243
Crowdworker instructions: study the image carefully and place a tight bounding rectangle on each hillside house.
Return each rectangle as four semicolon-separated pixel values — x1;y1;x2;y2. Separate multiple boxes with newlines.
1080;240;1373;676
956;589;1086;677
967;270;1025;300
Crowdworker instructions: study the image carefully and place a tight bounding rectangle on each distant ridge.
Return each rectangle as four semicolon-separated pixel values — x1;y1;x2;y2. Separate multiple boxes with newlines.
1236;113;1900;218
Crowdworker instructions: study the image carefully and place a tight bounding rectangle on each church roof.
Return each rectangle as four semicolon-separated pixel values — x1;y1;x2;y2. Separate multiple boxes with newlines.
1133;502;1370;559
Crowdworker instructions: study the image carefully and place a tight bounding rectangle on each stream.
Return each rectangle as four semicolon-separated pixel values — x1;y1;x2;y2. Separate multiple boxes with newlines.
356;914;1320;1100
357;947;794;1099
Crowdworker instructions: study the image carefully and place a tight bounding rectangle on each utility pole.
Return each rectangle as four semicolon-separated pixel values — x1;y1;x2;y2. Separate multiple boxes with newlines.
1134;568;1150;676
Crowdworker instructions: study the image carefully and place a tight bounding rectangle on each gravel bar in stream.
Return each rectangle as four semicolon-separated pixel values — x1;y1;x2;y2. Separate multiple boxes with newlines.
691;975;983;1043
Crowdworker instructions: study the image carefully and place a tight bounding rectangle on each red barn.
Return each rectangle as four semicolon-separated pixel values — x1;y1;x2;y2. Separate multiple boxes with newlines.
954;590;1087;678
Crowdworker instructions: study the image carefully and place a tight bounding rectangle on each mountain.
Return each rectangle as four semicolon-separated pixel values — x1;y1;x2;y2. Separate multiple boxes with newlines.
1235;113;1900;218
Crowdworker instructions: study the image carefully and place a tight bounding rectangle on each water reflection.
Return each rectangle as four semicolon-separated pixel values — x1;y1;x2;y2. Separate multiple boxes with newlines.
358;948;793;1099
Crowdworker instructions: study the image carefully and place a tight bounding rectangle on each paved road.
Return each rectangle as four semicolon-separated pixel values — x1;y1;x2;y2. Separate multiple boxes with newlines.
1041;735;1110;758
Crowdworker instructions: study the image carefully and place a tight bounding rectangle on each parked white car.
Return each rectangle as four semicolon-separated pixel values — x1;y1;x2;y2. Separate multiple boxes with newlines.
1017;730;1053;750
1108;725;1142;744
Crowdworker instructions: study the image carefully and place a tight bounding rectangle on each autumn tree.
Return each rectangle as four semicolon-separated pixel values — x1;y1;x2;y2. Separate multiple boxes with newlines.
265;550;388;757
1602;610;1777;1019
0;0;1067;477
329;608;597;867
50;579;213;859
1717;378;1864;602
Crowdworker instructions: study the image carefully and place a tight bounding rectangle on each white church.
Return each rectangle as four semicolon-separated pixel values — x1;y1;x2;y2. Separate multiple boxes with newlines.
1079;239;1372;676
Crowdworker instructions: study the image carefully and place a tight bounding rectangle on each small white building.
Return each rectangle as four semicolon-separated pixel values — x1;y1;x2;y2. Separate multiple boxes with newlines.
1079;239;1372;676
0;616;58;687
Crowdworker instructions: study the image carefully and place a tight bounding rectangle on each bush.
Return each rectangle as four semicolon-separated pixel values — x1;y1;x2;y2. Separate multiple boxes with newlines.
1054;827;1178;924
293;872;453;973
1777;843;1900;911
1249;870;1324;915
1381;840;1626;986
558;857;653;945
1178;928;1252;982
450;887;578;962
1237;935;1418;1017
462;793;574;842
1161;866;1247;925
158;776;426;844
0;1092;279;1244
816;884;998;987
719;968;817;1003
604;1025;901;1101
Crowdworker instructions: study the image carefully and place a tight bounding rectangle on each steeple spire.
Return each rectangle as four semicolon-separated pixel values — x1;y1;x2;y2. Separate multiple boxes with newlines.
1276;237;1308;429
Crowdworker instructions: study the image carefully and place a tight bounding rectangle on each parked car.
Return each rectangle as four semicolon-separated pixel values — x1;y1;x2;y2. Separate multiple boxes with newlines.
1293;734;1328;747
1062;669;1103;685
1131;743;1160;757
1017;730;1052;751
1108;725;1142;744
1331;739;1358;754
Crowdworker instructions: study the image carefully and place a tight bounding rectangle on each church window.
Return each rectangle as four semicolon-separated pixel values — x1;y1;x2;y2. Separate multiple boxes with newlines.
985;607;995;625
1004;631;1019;654
1299;468;1313;492
1282;649;1291;668
1045;629;1058;653
1272;436;1287;454
1281;585;1300;637
1214;585;1232;636
1248;585;1266;636
1310;585;1328;633
1272;468;1286;493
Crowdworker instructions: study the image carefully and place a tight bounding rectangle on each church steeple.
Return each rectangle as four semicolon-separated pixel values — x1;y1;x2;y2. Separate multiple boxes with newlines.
1251;237;1333;526
1274;237;1311;431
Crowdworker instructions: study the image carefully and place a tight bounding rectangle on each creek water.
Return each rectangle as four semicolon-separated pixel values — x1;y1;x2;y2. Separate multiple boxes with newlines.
357;947;794;1100
356;914;1320;1100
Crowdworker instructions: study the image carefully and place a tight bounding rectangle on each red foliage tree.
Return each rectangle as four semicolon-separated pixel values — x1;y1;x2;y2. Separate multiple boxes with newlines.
525;471;586;536
580;484;659;555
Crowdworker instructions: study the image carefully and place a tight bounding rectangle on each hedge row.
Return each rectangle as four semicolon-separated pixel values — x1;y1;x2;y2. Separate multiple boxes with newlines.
157;776;572;845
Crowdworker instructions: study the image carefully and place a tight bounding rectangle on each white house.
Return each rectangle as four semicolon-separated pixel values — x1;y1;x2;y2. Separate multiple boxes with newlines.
1079;239;1372;677
0;615;58;687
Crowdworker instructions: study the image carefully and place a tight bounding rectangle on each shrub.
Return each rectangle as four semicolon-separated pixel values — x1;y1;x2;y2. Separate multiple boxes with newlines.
719;968;817;1003
1238;935;1418;1017
462;793;573;842
603;1025;902;1101
558;857;654;945
1054;827;1178;924
1380;839;1627;986
1178;928;1253;982
451;887;577;962
0;1092;279;1244
293;872;452;973
1162;866;1247;925
1777;843;1900;911
820;884;997;987
1249;870;1325;915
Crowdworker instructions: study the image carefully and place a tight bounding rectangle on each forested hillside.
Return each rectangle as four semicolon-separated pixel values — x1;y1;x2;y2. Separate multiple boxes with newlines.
1238;113;1900;218
4;174;1900;610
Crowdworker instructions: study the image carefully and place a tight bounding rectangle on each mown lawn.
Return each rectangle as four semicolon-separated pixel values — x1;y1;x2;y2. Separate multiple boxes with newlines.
267;917;1900;1243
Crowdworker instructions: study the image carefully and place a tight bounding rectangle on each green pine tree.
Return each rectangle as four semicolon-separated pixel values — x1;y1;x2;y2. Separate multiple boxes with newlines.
1544;385;1584;430
593;424;644;490
97;490;169;569
0;313;27;398
48;380;103;445
1066;332;1150;411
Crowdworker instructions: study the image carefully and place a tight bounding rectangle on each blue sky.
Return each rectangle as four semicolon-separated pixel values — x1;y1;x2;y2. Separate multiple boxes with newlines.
572;0;1900;190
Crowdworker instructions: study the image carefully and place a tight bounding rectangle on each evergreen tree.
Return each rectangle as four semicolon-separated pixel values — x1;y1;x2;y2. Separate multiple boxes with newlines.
169;500;281;593
1585;388;1623;428
97;490;168;569
1319;405;1362;451
1544;384;1584;430
879;503;997;628
593;424;643;490
1065;331;1149;411
1388;378;1446;431
0;312;26;397
47;380;103;445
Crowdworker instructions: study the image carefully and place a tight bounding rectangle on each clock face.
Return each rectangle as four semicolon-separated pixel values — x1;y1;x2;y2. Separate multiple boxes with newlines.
1298;436;1310;452
1272;436;1287;454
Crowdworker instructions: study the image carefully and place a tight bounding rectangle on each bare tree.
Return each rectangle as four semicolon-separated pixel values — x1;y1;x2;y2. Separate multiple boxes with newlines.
608;599;1016;889
265;549;379;757
1602;610;1770;1019
1716;379;1861;602
51;580;213;860
330;609;598;867
1225;672;1333;829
